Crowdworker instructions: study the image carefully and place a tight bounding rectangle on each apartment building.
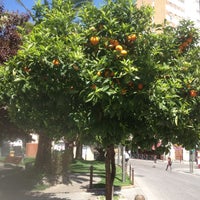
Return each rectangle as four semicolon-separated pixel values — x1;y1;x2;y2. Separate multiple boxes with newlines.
136;0;200;27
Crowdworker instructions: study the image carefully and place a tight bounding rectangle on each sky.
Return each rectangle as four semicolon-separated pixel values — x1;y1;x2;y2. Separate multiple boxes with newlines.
1;0;104;12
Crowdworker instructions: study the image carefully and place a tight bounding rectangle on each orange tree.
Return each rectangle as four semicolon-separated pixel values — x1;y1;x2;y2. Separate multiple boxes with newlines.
128;20;200;153
3;0;200;198
3;0;86;172
77;1;199;199
146;20;200;150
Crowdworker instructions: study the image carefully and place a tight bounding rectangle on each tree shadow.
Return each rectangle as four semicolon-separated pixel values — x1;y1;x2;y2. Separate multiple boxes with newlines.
0;166;65;200
0;165;103;200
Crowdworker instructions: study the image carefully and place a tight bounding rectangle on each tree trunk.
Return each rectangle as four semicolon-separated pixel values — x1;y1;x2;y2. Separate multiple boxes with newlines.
62;141;74;183
105;144;116;200
34;132;52;173
62;142;73;171
75;139;83;160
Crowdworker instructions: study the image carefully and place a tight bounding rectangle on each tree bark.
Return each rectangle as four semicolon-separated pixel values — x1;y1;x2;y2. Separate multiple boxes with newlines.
34;132;52;173
62;141;74;183
75;139;83;160
105;144;116;200
62;142;73;171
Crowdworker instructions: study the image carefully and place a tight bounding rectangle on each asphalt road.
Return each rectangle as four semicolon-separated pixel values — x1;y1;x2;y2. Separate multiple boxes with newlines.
129;159;200;200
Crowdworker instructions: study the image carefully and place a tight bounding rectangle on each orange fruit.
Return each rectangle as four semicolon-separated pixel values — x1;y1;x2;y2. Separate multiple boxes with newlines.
127;34;137;42
53;59;60;65
90;36;99;45
127;35;132;41
97;71;101;76
91;84;96;90
132;34;137;40
104;69;111;77
23;67;30;72
138;83;143;90
121;88;127;95
110;39;119;47
115;45;123;51
190;90;197;97
121;50;127;56
110;71;114;77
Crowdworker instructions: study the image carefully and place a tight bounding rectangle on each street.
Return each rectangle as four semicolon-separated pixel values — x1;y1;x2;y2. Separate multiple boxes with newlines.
129;159;200;200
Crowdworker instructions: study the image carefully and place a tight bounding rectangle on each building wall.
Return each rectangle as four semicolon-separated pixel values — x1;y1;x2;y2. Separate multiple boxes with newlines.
136;0;167;24
136;0;200;27
166;0;185;26
26;143;38;158
184;0;200;28
154;0;167;24
82;146;94;161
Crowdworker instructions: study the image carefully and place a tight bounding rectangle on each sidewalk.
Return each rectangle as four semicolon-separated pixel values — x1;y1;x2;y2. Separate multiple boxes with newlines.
36;173;146;200
173;165;200;176
0;161;145;200
157;159;200;176
1;160;200;200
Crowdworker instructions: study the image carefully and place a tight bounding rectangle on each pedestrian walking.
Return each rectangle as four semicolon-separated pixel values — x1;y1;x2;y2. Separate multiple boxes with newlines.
152;155;157;168
125;151;130;163
166;157;172;171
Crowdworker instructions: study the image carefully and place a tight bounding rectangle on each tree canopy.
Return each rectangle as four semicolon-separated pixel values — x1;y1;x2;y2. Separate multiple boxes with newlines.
2;0;200;198
4;1;83;134
3;0;200;153
77;1;200;149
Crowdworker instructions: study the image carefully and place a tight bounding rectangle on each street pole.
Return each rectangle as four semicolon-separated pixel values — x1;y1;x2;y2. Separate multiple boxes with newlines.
117;145;121;166
122;146;126;182
189;149;194;173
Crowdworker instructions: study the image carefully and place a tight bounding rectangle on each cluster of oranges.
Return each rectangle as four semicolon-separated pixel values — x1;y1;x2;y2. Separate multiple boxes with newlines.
108;39;128;56
120;83;144;95
178;35;193;53
127;34;137;42
90;34;137;57
89;34;142;95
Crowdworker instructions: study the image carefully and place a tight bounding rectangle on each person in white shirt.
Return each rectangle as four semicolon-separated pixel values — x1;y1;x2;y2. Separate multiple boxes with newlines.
125;151;130;163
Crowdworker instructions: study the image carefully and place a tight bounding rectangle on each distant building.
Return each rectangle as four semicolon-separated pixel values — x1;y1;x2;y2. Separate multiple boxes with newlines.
136;0;200;27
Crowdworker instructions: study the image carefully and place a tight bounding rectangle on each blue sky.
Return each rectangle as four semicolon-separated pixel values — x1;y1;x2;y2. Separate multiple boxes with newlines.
2;0;104;12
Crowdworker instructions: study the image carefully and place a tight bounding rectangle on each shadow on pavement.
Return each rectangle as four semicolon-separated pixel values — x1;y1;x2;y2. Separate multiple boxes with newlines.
0;166;67;200
0;165;107;200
